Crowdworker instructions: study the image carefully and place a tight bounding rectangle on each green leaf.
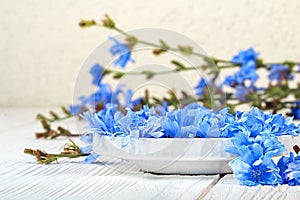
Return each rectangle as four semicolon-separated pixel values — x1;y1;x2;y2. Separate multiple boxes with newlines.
152;40;170;55
226;103;236;114
125;36;138;49
142;71;155;79
103;69;112;76
178;45;193;56
152;97;162;104
61;106;71;117
295;84;300;99
268;86;288;98
171;60;186;71
159;39;169;51
256;58;268;69
113;72;125;79
283;60;297;72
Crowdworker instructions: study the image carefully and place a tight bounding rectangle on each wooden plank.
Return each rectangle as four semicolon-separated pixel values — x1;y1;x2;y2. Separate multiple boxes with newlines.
0;161;220;199
203;174;300;200
0;108;220;199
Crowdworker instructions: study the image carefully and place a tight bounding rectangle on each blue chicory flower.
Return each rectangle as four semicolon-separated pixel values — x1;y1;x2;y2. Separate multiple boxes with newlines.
69;64;143;115
224;48;259;90
123;89;144;109
291;101;300;120
224;132;253;155
83;153;100;164
291;108;300;119
224;61;258;86
69;105;84;115
109;37;134;68
224;107;300;138
225;130;284;157
278;152;295;178
283;160;300;186
194;78;207;97
69;64;113;115
231;48;259;64
154;101;169;116
79;124;101;164
163;106;212;138
90;63;104;86
233;85;253;102
253;132;285;156
278;152;300;186
229;143;282;186
268;64;294;82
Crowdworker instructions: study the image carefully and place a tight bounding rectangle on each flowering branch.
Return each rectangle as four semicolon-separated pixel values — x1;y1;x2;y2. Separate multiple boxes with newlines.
79;15;300;68
35;119;82;139
36;106;72;123
76;14;300;116
24;139;89;164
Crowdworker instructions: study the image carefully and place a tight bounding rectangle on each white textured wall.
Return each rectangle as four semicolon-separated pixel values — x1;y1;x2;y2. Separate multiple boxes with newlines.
0;0;300;106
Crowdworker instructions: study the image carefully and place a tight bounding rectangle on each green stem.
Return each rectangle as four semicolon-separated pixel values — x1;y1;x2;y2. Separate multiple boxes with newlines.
110;26;300;67
47;116;73;122
52;153;90;158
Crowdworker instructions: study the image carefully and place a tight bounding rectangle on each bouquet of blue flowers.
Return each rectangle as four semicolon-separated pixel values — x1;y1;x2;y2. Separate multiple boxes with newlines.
24;14;300;187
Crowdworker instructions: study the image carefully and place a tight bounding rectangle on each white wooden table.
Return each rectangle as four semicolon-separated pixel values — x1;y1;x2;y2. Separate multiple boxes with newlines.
0;108;300;199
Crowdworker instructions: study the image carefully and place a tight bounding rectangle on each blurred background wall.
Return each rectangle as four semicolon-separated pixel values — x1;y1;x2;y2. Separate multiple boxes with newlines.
0;0;300;106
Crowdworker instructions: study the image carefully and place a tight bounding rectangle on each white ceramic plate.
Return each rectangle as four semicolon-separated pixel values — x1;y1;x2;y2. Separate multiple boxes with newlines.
93;134;300;175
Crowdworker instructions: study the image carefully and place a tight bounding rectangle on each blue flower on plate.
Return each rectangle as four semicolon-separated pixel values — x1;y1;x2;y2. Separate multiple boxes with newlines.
206;108;232;138
79;106;127;162
268;64;294;82
229;143;281;186
224;107;300;138
141;116;165;138
81;106;124;136
154;101;169;116
114;106;165;147
163;106;210;138
236;107;266;137
109;37;134;68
